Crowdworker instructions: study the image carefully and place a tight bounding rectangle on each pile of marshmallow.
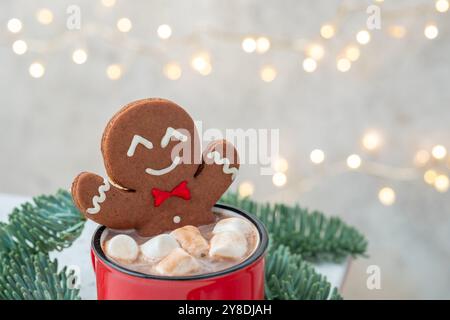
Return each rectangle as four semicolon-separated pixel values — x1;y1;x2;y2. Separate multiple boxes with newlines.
104;217;254;276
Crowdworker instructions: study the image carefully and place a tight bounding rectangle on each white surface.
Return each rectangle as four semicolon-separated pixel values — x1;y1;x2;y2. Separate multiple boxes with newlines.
0;193;348;299
313;259;350;291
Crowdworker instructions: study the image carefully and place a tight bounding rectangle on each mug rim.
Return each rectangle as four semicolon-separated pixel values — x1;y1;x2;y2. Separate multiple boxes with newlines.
91;203;269;281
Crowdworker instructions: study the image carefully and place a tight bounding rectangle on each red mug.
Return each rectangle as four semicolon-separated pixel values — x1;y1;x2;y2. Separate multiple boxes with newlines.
91;203;269;300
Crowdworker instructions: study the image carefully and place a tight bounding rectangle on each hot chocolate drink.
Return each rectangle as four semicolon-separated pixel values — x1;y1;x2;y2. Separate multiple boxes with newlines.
101;210;260;277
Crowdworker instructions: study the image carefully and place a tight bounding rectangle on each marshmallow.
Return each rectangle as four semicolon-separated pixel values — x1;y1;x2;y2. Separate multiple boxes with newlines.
140;234;180;261
155;248;200;276
212;217;254;236
170;225;209;258
209;230;248;260
105;234;139;262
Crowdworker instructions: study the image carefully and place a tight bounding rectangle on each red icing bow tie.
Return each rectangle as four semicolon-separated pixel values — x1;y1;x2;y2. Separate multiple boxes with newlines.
151;181;191;207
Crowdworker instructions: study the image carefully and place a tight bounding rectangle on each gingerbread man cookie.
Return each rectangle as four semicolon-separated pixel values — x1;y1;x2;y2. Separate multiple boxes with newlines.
72;98;239;237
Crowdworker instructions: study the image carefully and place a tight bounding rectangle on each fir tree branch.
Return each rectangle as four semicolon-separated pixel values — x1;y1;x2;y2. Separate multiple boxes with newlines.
0;189;85;255
0;247;80;300
0;190;85;300
265;245;342;300
0;190;365;300
220;193;368;263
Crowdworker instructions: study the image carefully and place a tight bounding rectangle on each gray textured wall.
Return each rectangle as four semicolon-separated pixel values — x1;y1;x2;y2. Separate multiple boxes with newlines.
1;0;449;299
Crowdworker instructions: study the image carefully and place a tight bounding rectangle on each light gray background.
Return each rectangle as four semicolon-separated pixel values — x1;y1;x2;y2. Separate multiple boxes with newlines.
0;0;449;299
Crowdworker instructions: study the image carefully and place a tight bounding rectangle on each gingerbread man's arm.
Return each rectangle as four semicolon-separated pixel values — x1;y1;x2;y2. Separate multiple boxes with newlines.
191;140;240;207
72;172;139;229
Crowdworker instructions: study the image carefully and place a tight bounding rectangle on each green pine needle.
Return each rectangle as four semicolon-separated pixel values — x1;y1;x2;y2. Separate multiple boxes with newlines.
0;189;367;300
0;189;85;300
0;189;85;255
0;247;80;300
265;245;342;300
220;193;368;263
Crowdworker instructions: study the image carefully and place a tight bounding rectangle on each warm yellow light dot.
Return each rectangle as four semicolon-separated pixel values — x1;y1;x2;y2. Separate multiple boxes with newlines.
378;187;395;206
347;154;361;169
345;45;360;61
414;150;430;167
388;25;407;39
435;0;449;13
238;181;255;197
424;24;439;39
310;149;325;164
320;24;335;39
242;37;257;53
101;0;116;7
434;175;449;192
12;40;27;55
106;64;123;80
431;145;447;159
272;172;287;187
191;55;207;71
29;62;45;78
362;130;381;151
36;8;53;25
7;18;22;33
302;58;317;73
273;157;289;173
260;65;277;82
72;49;88;64
306;44;324;61
117;18;132;33
337;58;351;72
256;37;271;54
163;62;182;80
199;63;212;76
157;24;172;39
356;30;371;45
424;169;438;184
191;53;212;76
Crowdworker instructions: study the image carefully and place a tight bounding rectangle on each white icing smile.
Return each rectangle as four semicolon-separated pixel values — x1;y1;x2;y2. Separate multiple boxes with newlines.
127;128;188;176
145;156;182;176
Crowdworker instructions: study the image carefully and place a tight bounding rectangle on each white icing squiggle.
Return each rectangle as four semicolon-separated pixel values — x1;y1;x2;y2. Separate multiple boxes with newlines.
145;156;181;176
207;151;239;180
161;127;188;148
86;179;111;214
127;135;153;157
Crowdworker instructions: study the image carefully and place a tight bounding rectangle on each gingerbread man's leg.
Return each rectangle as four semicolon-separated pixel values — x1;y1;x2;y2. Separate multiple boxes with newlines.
192;140;240;207
72;172;138;230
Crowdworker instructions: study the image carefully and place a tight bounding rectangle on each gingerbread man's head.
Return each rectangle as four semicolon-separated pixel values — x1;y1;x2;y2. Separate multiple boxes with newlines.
102;99;201;192
72;98;240;236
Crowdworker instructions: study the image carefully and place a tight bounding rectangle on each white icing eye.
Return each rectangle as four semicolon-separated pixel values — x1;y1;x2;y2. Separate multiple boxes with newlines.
173;215;181;224
127;135;153;157
161;127;188;148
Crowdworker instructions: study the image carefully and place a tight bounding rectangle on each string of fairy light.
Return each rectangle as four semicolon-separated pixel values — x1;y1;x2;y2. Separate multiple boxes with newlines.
241;133;450;207
3;0;449;79
3;0;450;205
